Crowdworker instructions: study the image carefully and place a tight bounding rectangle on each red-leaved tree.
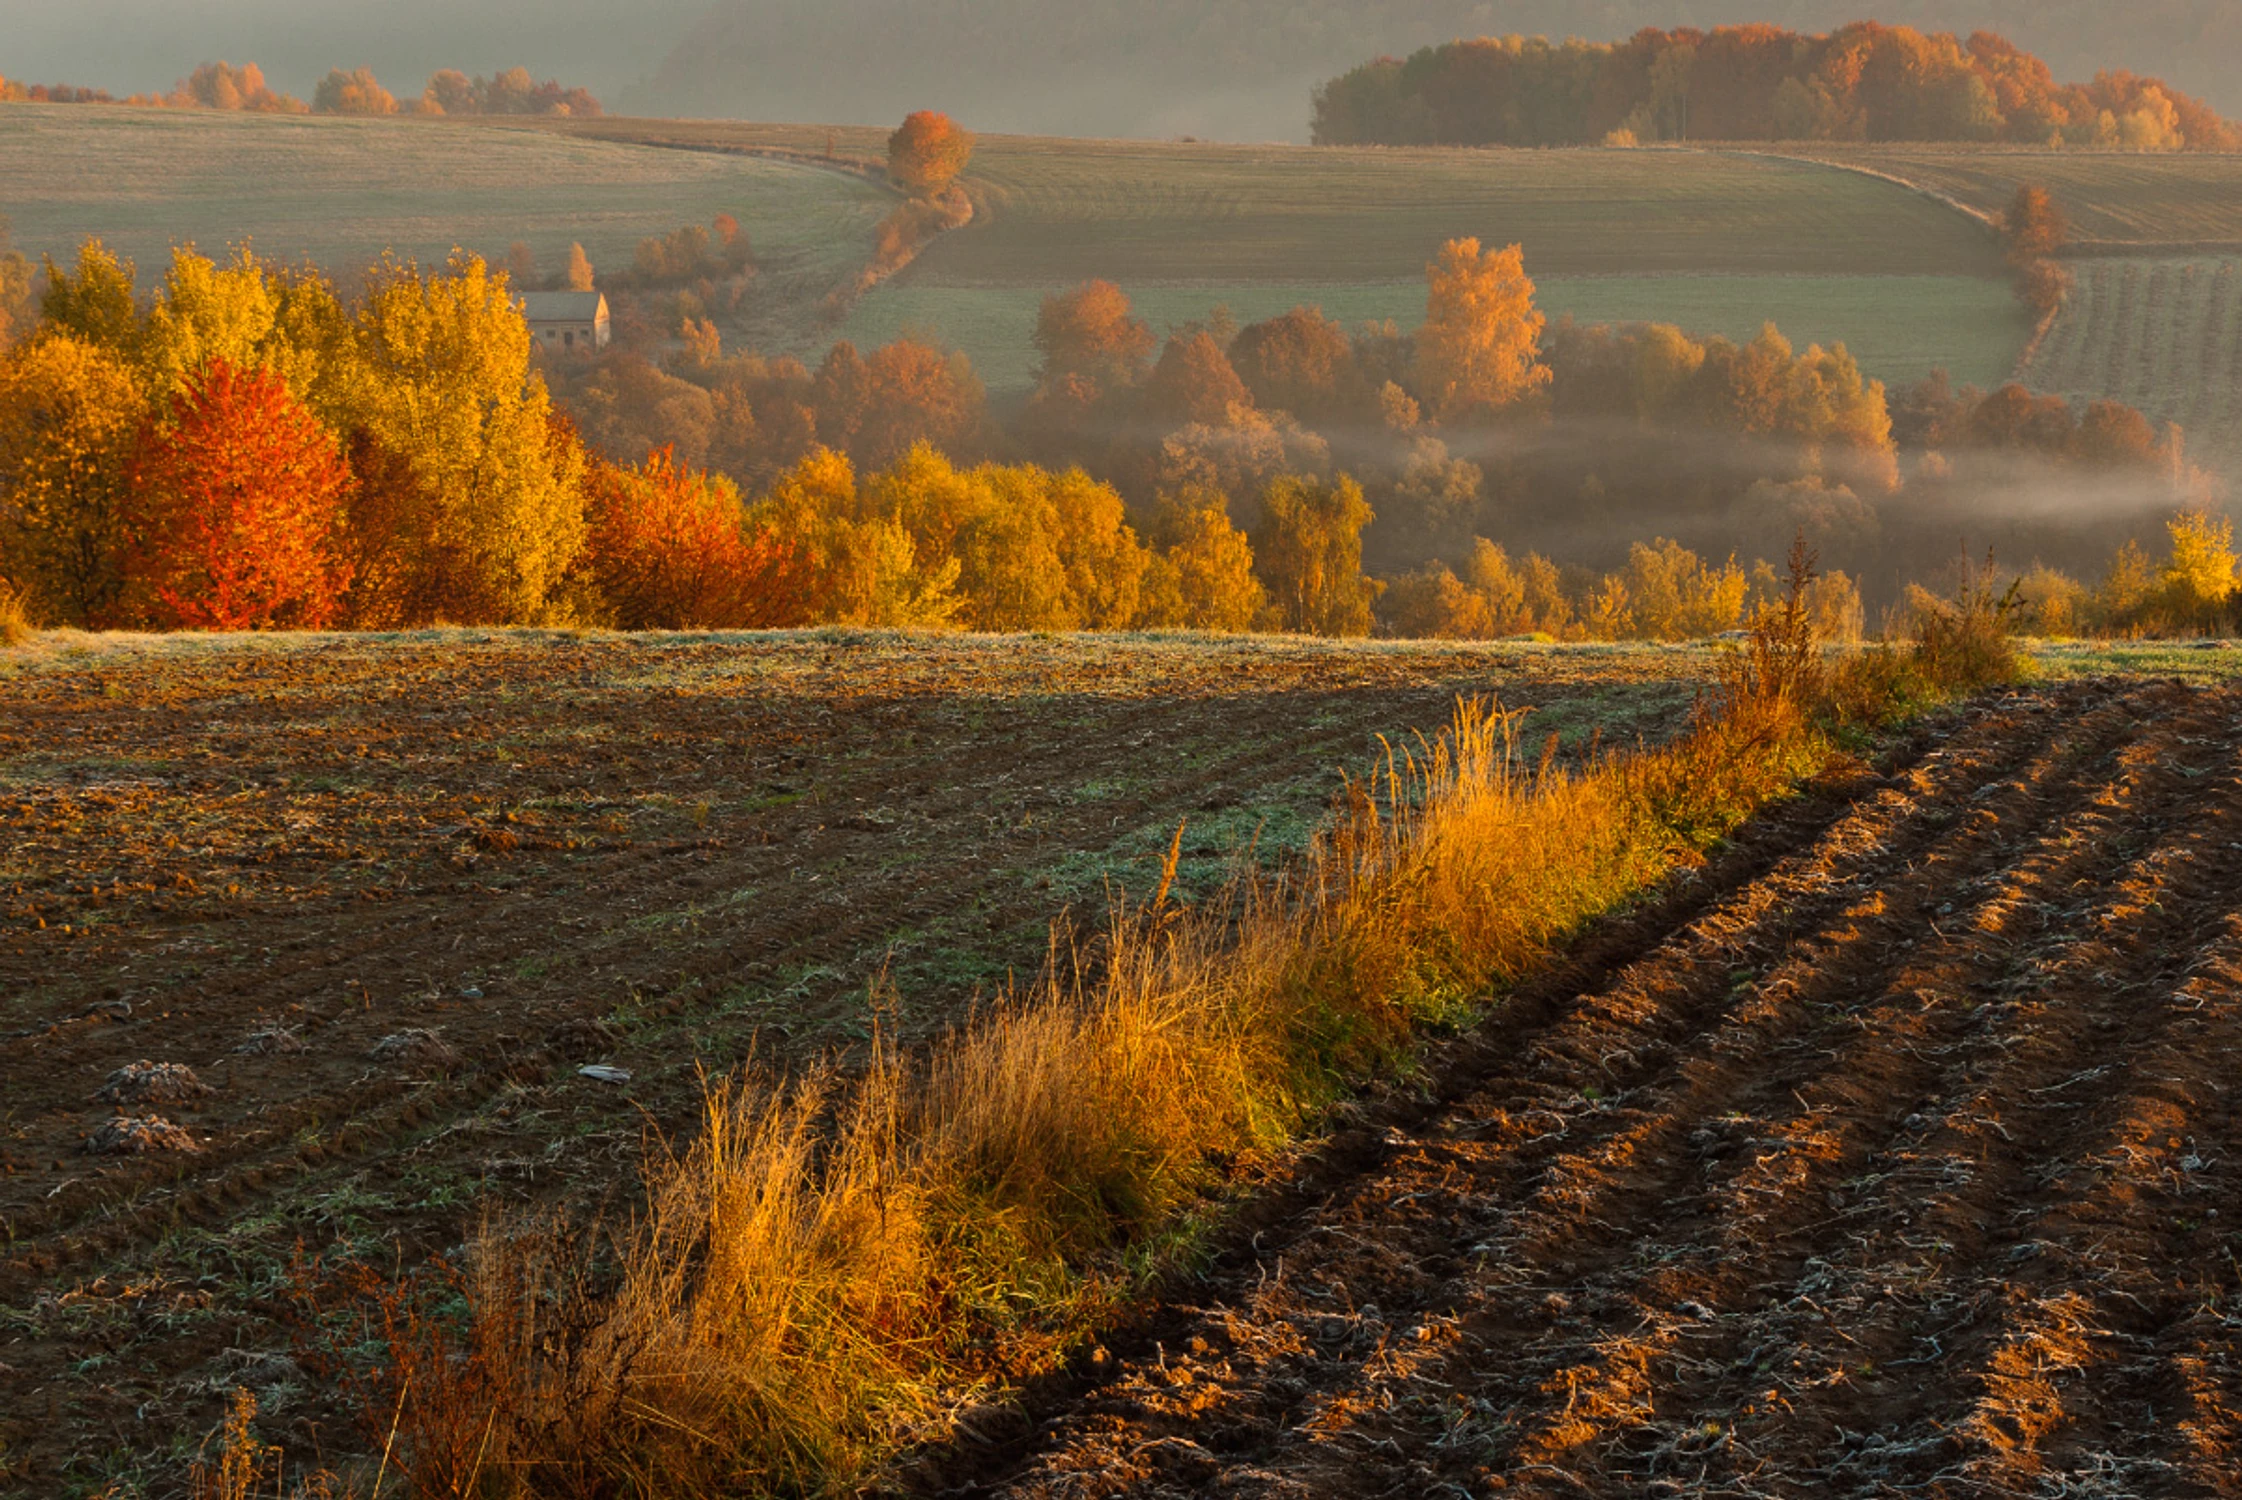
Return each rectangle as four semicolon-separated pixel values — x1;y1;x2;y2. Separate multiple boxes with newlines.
124;359;353;629
585;447;810;629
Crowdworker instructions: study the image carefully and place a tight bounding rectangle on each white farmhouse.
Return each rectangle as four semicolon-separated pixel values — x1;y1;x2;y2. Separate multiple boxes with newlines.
521;291;611;353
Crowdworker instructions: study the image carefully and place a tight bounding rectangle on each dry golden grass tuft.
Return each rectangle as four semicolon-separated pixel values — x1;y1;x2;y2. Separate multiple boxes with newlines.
324;552;2013;1497
0;578;36;647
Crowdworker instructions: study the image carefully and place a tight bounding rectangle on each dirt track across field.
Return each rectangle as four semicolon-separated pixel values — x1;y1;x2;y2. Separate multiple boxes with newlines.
958;677;2242;1499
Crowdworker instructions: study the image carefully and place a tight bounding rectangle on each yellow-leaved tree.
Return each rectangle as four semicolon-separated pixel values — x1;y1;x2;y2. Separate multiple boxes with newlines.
321;254;585;624
755;447;961;628
1413;238;1550;423
1137;486;1265;631
2157;509;2238;633
139;246;335;399
1251;474;1377;636
0;334;146;625
40;240;142;356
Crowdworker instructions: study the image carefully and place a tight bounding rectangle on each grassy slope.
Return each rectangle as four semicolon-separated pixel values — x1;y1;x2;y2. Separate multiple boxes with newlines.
0;107;892;348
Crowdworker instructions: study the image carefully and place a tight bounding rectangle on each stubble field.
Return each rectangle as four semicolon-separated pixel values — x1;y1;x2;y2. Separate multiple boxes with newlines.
0;628;1708;1493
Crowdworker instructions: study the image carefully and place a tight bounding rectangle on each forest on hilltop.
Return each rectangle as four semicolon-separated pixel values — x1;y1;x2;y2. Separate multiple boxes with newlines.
1314;23;2232;148
634;0;2242;140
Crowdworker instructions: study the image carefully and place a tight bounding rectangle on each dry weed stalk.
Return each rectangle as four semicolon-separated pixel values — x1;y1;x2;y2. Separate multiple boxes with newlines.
345;557;2007;1497
0;577;35;648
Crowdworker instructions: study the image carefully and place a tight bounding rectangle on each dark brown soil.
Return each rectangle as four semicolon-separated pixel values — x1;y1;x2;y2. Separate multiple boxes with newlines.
954;678;2242;1500
0;629;1705;1496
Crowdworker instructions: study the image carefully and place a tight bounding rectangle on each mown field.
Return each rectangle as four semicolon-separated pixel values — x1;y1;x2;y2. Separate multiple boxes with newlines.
0;628;1713;1494
0;107;893;349
2024;256;2242;478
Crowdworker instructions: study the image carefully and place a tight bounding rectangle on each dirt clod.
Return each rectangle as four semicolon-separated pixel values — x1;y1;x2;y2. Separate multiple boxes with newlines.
369;1028;458;1068
87;1115;201;1155
93;1060;214;1105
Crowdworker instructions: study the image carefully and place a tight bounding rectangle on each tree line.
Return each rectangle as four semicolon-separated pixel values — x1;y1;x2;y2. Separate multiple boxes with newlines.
0;190;2229;641
1312;22;2233;149
0;61;599;117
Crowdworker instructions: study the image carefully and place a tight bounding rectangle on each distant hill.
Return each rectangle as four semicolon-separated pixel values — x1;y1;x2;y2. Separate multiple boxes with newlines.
629;1;2242;141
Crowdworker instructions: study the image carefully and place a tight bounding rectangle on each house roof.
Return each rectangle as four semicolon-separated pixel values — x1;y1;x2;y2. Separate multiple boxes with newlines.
520;291;607;322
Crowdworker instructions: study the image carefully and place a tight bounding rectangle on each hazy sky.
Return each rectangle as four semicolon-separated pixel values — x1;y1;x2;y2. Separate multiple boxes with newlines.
11;1;2240;139
6;0;707;101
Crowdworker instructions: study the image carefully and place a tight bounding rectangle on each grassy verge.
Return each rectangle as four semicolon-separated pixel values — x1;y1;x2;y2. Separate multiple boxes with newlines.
281;564;2019;1499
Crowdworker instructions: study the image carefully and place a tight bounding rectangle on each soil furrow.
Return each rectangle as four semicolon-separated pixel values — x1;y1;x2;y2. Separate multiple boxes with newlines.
968;682;2242;1500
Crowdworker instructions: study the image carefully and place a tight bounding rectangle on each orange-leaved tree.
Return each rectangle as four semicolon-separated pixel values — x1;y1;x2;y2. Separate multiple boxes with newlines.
123;358;353;629
585;446;810;629
2001;183;2069;264
312;67;397;116
887;110;975;198
1414;238;1550;423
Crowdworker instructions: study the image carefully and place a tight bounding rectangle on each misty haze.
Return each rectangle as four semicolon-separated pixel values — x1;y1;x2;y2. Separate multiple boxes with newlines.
4;6;2242;1499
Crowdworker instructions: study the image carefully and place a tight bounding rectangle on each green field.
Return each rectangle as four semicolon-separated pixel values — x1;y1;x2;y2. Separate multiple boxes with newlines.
2024;256;2242;477
0;106;892;347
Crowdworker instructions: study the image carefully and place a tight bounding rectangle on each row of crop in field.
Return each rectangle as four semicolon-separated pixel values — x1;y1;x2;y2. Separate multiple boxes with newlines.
2027;257;2242;479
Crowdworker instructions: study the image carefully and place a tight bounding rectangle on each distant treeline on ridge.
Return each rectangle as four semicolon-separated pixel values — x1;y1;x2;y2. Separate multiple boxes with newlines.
1313;22;2233;149
0;61;598;118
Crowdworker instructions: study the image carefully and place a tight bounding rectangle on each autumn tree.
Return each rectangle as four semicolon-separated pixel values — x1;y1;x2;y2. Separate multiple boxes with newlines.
138;245;334;400
887;111;975;198
121;359;353;629
173;61;301;113
2156;509;2238;632
1414;239;1550;423
313;68;397;116
2000;184;2068;264
1137;486;1265;631
322;253;585;624
583;446;807;628
2000;184;2074;318
1028;281;1155;430
0;335;146;625
1251;474;1376;636
813;338;986;470
1139;331;1253;428
1230;306;1360;423
565;243;596;292
41;240;141;354
0;227;32;352
754;447;961;627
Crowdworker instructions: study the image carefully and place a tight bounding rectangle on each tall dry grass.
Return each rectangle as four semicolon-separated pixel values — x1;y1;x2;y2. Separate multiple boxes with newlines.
0;577;35;647
341;554;1998;1498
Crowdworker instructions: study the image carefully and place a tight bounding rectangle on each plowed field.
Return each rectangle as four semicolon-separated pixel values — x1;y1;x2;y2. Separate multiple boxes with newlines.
0;629;1708;1495
962;678;2242;1499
